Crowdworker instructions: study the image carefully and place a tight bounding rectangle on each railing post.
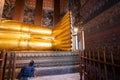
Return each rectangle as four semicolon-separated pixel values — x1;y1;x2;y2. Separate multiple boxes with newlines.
2;51;7;80
11;52;16;80
7;53;12;80
103;47;108;80
78;50;83;80
110;46;115;80
0;49;7;80
97;47;101;80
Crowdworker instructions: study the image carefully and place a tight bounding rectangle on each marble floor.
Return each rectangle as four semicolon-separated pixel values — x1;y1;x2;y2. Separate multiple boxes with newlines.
28;73;80;80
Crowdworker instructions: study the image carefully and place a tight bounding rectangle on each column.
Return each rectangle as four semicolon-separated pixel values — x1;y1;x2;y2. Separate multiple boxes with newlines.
0;0;5;24
34;0;43;26
54;0;60;26
13;0;25;21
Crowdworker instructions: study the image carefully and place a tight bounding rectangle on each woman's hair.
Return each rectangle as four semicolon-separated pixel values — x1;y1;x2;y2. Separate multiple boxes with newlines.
29;60;34;66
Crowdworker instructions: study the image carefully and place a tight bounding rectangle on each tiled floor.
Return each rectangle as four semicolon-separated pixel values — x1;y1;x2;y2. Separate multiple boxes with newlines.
28;73;80;80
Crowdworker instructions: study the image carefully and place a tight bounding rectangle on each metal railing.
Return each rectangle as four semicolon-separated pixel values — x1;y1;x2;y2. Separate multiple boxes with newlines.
7;52;16;80
0;49;7;80
79;46;120;80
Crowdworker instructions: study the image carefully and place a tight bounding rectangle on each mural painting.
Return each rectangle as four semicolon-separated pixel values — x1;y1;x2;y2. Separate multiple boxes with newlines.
2;0;14;19
42;10;53;27
23;6;35;24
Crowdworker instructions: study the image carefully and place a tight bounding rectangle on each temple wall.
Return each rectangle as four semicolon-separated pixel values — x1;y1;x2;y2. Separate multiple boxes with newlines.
79;1;120;80
84;2;120;47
